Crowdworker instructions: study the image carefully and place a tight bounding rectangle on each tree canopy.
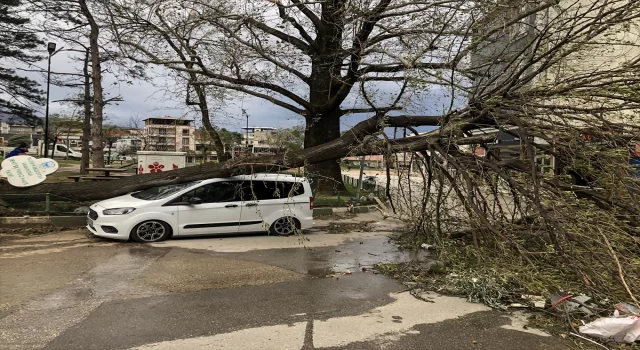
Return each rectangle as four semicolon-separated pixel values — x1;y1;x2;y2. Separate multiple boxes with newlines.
6;134;32;147
0;0;44;123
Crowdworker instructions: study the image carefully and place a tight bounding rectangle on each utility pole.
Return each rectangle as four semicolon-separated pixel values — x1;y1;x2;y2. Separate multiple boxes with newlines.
44;42;56;157
356;155;365;201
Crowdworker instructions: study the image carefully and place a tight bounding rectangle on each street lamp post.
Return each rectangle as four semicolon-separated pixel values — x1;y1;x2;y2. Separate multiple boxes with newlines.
43;42;56;158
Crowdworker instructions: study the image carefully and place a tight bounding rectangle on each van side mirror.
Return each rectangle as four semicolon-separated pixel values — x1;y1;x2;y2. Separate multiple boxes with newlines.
189;197;202;205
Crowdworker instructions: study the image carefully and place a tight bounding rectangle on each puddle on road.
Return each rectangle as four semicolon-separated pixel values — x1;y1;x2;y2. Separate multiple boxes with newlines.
305;237;430;276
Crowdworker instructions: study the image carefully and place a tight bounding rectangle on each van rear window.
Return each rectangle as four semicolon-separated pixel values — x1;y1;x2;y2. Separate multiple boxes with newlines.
241;180;304;201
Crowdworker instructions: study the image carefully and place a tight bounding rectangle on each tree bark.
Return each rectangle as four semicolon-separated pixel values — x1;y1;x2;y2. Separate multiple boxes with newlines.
79;0;104;168
304;111;345;193
80;48;91;173
305;4;348;192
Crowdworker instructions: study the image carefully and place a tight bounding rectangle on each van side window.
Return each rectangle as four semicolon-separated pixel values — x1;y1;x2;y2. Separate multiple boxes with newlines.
180;181;242;203
241;181;304;201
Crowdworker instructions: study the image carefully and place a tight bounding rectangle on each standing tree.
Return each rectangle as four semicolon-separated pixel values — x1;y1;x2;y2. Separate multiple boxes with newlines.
216;128;243;156
56;114;82;159
105;0;471;191
27;0;144;168
0;0;44;122
101;124;120;163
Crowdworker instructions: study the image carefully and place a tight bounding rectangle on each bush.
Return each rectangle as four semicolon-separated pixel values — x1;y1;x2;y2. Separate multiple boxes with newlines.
6;134;32;148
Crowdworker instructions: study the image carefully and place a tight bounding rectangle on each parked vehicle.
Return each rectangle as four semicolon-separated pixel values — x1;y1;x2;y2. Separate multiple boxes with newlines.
363;173;379;185
39;143;82;160
87;174;314;242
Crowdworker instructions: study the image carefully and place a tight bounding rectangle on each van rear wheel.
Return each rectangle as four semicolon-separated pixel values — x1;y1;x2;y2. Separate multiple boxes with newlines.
270;217;299;236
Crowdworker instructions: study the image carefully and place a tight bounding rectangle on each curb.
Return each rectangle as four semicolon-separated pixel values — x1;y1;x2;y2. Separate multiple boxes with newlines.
2;207;378;228
313;205;377;216
0;216;86;228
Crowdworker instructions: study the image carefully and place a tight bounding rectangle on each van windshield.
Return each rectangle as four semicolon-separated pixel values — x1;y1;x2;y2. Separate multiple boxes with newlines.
131;181;200;200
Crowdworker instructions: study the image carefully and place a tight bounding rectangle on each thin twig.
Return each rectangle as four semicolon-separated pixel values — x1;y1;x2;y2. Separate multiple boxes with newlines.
598;228;640;309
569;333;609;350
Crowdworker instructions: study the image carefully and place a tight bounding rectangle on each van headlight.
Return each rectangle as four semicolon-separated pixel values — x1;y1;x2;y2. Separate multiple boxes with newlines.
102;208;136;215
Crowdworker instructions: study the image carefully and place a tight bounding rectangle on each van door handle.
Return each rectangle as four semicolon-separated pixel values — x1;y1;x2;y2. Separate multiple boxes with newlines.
225;204;238;208
246;203;258;207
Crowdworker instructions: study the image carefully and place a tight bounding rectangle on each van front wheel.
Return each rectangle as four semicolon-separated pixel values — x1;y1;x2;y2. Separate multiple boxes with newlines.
270;217;299;236
131;220;170;242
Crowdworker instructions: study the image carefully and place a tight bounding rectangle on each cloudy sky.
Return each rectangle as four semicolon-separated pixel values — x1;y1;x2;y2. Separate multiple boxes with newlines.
16;47;461;135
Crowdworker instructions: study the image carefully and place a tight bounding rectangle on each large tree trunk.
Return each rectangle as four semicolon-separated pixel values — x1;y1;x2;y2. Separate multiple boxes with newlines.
79;0;104;168
305;3;348;193
304;111;345;193
80;48;91;173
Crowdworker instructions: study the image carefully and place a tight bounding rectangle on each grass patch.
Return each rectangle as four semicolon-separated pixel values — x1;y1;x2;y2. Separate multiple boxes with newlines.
55;159;81;166
315;183;383;207
45;170;81;183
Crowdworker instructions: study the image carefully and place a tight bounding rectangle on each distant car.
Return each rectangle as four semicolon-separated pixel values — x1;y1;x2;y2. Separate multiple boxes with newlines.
39;143;82;160
87;174;314;242
363;174;378;185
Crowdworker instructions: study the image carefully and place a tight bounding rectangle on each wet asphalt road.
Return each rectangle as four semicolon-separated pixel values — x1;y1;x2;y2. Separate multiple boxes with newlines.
0;213;574;349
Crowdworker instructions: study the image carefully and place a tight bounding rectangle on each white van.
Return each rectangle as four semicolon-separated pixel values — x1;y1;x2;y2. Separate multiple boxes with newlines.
40;143;82;159
87;174;314;242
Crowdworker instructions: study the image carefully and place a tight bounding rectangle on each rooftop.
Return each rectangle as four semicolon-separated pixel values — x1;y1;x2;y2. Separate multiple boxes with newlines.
143;116;194;121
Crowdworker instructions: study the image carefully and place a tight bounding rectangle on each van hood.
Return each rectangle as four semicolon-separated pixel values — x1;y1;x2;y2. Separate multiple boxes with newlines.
93;194;155;210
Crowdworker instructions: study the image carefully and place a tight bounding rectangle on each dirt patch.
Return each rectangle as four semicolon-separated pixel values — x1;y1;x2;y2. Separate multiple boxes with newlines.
0;225;83;236
327;221;376;234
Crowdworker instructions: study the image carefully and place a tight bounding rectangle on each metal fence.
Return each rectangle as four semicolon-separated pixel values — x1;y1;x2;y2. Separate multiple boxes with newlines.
0;193;90;216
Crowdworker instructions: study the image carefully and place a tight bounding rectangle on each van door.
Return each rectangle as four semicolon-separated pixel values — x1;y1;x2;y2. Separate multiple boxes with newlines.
55;144;68;155
238;180;303;233
174;181;243;235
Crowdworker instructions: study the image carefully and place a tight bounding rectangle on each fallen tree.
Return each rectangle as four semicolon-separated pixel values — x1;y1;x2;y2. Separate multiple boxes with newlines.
3;0;640;334
0;114;486;200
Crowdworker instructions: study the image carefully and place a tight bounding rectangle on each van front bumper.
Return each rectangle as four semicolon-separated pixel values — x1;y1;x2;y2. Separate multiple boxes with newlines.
86;215;131;241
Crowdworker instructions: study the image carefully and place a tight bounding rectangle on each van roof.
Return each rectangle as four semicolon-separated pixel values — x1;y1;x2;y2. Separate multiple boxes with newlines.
235;174;306;181
196;174;307;184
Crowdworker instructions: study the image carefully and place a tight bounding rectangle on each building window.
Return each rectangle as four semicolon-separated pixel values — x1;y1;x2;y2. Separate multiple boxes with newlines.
159;128;167;135
536;154;554;175
182;137;190;145
182;129;189;135
182;146;190;152
159;137;167;144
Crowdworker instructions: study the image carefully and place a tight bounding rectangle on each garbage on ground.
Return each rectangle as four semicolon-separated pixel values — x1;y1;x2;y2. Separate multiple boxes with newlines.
579;316;640;343
551;293;594;316
521;294;546;308
420;243;436;249
509;303;528;308
616;303;640;315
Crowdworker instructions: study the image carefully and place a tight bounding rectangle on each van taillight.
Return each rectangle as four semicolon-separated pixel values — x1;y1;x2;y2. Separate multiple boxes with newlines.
310;197;314;210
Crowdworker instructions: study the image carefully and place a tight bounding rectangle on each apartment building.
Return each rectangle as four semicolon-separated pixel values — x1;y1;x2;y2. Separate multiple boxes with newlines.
143;116;196;152
468;0;640;174
240;127;277;146
0;113;43;146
